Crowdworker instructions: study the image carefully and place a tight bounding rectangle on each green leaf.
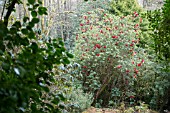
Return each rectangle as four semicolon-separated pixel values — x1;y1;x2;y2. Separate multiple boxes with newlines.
28;31;35;39
59;103;65;109
23;17;29;23
66;52;74;58
31;11;37;17
42;86;49;92
51;97;60;105
28;0;35;4
38;7;47;15
63;58;70;64
31;42;38;53
21;29;28;35
2;62;10;70
58;94;66;101
38;0;42;4
33;4;39;9
0;50;3;55
59;40;64;46
28;22;35;28
13;21;21;28
32;18;39;23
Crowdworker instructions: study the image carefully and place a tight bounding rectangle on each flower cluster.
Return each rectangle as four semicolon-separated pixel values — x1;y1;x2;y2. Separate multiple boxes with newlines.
74;9;154;104
75;9;145;78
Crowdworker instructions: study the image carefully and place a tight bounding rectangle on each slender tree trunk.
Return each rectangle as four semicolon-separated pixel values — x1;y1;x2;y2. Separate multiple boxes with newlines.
4;0;17;26
41;0;45;33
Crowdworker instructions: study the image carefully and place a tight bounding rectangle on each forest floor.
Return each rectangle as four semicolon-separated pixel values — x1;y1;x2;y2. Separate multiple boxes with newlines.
82;107;158;113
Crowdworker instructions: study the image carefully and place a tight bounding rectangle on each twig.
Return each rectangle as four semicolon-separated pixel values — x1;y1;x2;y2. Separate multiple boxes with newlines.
1;0;7;20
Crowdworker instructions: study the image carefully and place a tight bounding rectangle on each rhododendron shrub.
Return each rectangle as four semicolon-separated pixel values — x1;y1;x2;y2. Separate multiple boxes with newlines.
74;9;155;107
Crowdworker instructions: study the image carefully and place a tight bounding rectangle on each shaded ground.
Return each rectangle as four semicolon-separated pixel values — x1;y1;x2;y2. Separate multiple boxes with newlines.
82;107;158;113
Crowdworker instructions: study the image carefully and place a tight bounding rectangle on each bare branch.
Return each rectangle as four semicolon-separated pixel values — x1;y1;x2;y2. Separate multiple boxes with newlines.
1;0;7;20
4;0;17;26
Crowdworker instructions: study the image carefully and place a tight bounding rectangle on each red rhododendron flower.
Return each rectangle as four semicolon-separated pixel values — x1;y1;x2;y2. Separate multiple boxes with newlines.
95;44;101;49
86;20;90;24
134;24;139;28
112;35;118;39
134;75;137;78
117;65;122;69
84;16;87;19
100;50;105;52
130;43;134;47
115;42;119;46
132;40;136;43
126;70;130;73
87;12;91;14
134;12;139;17
115;26;118;30
103;46;106;48
132;51;136;56
130;95;135;98
83;66;87;68
96;53;100;56
85;49;89;51
136;33;139;36
141;59;144;63
100;30;103;33
76;35;78;40
80;23;84;26
90;26;93;30
134;68;138;74
137;63;142;67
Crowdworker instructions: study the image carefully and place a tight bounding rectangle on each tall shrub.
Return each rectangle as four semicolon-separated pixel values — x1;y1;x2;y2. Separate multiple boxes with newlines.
147;0;170;111
74;8;155;107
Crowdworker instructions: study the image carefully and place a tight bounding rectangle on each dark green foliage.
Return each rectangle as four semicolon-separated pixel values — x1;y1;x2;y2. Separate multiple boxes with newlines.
147;2;170;62
146;0;170;111
0;0;72;113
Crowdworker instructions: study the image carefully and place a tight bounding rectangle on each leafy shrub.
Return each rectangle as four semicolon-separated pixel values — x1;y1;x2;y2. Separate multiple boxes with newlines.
110;0;142;16
146;0;170;111
51;63;93;113
109;0;151;49
66;87;93;113
73;8;156;107
0;0;73;112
